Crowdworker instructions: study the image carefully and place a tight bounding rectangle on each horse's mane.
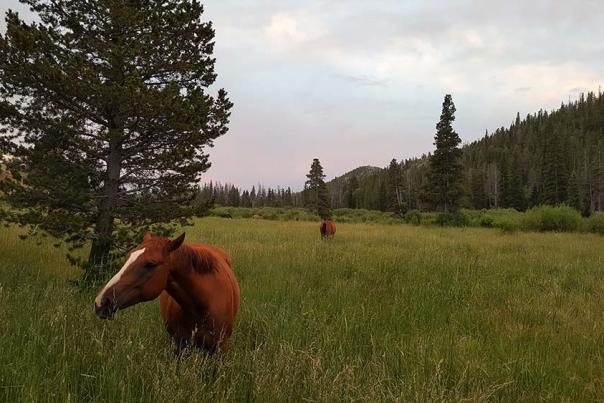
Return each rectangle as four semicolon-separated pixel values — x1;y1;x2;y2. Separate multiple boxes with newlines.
178;244;217;274
144;236;218;274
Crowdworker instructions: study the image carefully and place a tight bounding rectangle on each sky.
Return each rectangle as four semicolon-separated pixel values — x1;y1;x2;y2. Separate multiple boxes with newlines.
1;0;603;190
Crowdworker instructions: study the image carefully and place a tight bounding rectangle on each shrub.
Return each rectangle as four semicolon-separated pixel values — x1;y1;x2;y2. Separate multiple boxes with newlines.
210;207;235;218
588;213;604;235
521;205;582;232
434;212;469;227
403;209;422;225
478;215;495;228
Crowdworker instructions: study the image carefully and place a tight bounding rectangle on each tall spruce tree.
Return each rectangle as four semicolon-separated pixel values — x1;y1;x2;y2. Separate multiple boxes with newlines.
0;0;232;279
386;158;404;214
305;158;331;219
423;94;463;212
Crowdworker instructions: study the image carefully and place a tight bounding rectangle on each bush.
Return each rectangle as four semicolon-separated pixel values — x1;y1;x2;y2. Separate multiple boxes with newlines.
521;205;582;232
478;215;495;228
588;213;604;235
403;209;422;225
434;212;469;227
332;208;398;224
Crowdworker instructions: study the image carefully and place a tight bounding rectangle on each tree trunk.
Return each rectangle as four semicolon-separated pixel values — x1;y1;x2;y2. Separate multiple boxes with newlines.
87;137;122;278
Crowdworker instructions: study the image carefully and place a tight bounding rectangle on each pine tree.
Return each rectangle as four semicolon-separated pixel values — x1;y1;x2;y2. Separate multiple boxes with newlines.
283;187;293;206
0;1;232;279
227;186;240;207
499;155;511;207
345;176;359;208
567;170;583;212
305;158;331;219
508;155;525;210
266;189;275;207
423;94;463;212
386;159;404;214
250;186;257;207
541;124;569;204
241;190;251;208
470;169;487;209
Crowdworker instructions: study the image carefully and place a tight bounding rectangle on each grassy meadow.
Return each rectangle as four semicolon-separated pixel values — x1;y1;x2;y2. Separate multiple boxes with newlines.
1;217;604;401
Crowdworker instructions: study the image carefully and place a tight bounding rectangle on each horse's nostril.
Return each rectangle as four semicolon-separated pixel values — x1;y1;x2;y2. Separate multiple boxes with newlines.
95;296;115;319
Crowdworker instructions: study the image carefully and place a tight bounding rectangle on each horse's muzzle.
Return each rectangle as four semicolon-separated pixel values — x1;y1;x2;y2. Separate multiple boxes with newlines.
95;296;116;320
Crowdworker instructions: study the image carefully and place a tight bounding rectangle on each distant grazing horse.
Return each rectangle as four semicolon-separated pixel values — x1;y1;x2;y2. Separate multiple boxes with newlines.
320;220;336;239
94;233;240;353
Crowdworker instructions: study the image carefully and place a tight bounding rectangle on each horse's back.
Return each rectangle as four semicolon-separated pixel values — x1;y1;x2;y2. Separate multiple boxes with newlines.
190;243;240;316
160;243;239;352
320;220;336;237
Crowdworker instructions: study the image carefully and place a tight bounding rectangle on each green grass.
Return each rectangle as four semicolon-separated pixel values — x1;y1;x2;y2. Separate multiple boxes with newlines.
2;218;604;401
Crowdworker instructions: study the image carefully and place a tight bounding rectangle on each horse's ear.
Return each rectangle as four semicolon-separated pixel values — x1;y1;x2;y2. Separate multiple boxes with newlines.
165;233;185;254
143;232;153;242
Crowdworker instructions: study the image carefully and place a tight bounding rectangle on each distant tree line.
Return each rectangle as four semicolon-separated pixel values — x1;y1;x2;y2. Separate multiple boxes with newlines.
196;182;300;208
197;158;333;220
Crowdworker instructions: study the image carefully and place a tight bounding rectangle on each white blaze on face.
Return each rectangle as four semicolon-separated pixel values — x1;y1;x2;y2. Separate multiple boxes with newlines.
95;248;146;305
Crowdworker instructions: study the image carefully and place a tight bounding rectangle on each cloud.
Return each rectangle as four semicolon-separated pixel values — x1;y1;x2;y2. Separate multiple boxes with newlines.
330;73;388;87
264;11;327;47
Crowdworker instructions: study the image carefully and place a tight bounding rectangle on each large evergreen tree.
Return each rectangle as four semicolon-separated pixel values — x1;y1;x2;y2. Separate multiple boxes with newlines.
304;158;331;219
0;0;232;279
423;94;463;212
386;158;404;214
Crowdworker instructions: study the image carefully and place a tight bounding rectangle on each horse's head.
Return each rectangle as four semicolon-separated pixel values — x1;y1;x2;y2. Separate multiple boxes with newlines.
94;232;186;319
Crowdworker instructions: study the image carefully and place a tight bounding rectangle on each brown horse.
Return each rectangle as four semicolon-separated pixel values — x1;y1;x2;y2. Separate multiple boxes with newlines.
320;219;336;239
94;232;240;353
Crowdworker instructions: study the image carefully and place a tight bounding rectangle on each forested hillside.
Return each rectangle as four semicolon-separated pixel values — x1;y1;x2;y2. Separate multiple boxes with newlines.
463;91;604;214
326;91;604;214
326;166;381;208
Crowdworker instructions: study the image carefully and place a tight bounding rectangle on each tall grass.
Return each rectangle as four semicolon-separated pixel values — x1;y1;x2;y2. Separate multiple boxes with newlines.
2;218;604;401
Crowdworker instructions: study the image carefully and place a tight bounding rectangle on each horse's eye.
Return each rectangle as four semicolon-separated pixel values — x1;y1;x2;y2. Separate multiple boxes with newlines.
144;262;158;269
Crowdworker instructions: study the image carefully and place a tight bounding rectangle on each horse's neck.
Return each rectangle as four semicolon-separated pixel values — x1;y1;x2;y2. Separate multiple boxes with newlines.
165;247;210;317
